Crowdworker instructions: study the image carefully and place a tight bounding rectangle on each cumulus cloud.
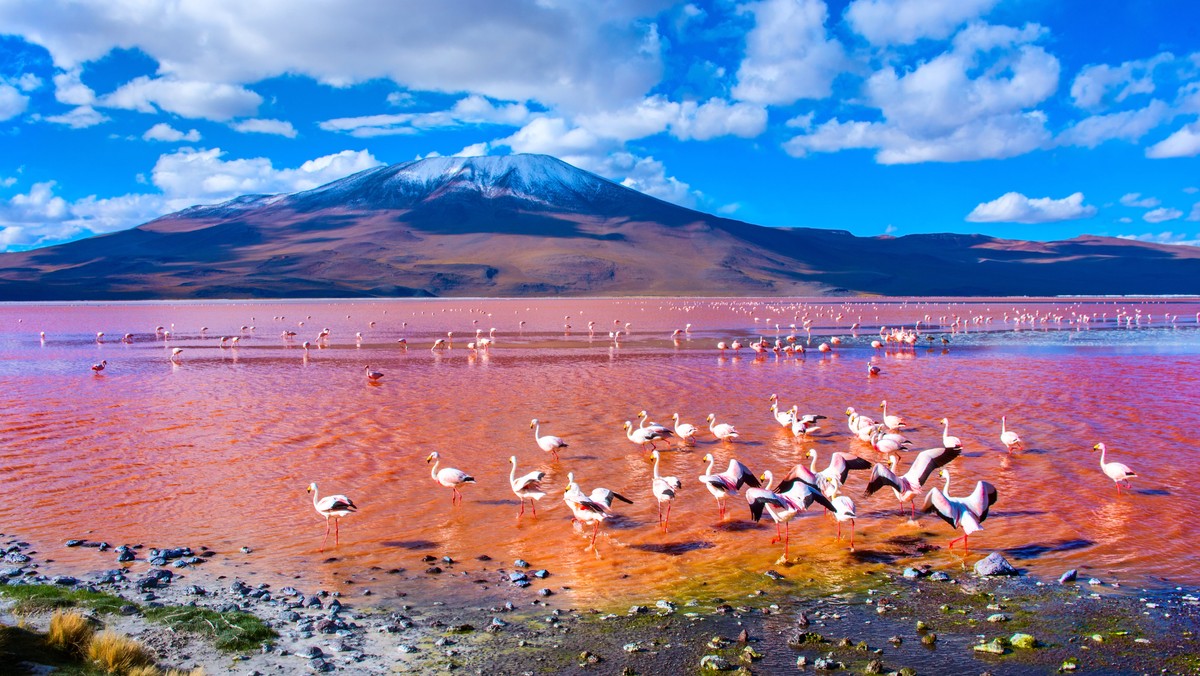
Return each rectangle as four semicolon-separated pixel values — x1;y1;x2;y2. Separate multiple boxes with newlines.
1116;231;1200;246
142;123;201;142
1056;99;1171;148
1189;202;1200;221
1070;53;1174;110
1143;207;1183;223
1146;121;1200;158
12;73;42;92
453;142;490;157
231;118;298;138
0;2;665;114
150;147;382;210
0;83;29;121
101;77;262;120
845;0;998;46
1120;193;1160;208
43;105;109;128
52;68;95;106
0;148;384;251
732;0;846;105
320;96;531;137
785;22;1059;163
576;96;767;142
966;191;1097;224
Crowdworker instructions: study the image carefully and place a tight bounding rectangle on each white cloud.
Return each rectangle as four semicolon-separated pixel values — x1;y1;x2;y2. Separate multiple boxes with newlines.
12;73;42;92
320;95;531;137
1070;53;1174;110
575;96;767;142
43;105;109;128
0;147;384;250
142;123;201;142
1188;202;1200;221
1056;99;1171;148
1143;207;1183;223
1120;193;1160;208
0;83;29;121
0;2;664;114
101;77;262;120
453;142;489;157
1116;231;1200;246
607;152;698;207
732;0;846;105
1117;217;1133;223
1146;120;1200;158
785;22;1059;163
845;0;998;46
1;177;16;188
231;118;298;138
717;202;741;215
965;191;1097;224
151;147;382;210
52;68;95;106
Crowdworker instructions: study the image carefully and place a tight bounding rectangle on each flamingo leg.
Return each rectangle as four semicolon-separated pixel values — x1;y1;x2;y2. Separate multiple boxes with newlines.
321;519;330;551
531;500;537;516
664;502;672;532
334;518;340;546
783;523;791;559
518;500;525;518
850;520;855;550
591;522;599;548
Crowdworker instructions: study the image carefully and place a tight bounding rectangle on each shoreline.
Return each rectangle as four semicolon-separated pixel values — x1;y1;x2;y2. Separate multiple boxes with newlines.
4;531;1199;675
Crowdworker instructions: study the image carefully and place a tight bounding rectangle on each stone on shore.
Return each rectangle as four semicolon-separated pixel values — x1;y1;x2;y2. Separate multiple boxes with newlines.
1010;633;1039;649
974;553;1017;577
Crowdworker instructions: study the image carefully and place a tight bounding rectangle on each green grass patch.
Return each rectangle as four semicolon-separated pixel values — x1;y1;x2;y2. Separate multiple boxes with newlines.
0;584;128;615
143;605;275;652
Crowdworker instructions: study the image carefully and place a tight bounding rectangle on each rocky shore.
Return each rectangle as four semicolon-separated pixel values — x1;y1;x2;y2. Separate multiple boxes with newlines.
3;532;1199;675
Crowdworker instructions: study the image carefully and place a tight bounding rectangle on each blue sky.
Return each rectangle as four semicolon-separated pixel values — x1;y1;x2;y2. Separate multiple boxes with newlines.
1;0;1198;252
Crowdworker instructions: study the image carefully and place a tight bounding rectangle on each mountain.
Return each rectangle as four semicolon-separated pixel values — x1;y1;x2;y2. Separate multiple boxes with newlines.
1;154;1198;299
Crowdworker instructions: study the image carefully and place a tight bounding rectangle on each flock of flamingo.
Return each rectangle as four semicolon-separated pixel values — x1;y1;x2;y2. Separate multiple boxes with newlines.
60;305;1148;561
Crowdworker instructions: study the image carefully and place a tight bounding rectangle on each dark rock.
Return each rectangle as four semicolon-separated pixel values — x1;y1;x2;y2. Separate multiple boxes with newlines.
3;552;30;564
300;646;324;659
974;553;1018;577
509;571;528;583
865;659;884;674
1059;569;1078;584
52;576;77;586
533;569;549;578
476;554;491;561
441;555;454;564
66;540;84;547
230;580;252;595
185;585;206;596
421;555;437;563
145;569;173;583
580;651;602;665
309;657;333;672
902;567;922;579
116;548;135;563
281;586;301;596
764;569;785;580
282;611;301;622
149;557;167;567
397;644;419;653
929;571;951;581
119;605;139;615
1;568;24;578
425;566;443;575
452;624;475;633
539;588;553;597
514;558;529;568
305;596;323;608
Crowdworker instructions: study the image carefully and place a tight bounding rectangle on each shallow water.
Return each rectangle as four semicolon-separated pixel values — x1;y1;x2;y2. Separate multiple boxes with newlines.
1;297;1198;607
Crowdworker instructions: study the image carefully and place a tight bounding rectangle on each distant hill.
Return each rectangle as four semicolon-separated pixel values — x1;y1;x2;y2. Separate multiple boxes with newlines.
1;154;1197;299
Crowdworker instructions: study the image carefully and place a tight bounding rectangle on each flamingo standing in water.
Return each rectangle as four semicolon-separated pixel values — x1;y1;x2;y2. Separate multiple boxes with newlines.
831;495;857;550
364;365;384;382
307;482;357;550
745;469;835;559
940;417;961;449
1093;443;1136;494
509;456;546;517
865;446;962;518
671;413;698;445
706;413;740;443
530;418;568;460
922;470;997;553
623;420;665;451
649;450;682;531
563;472;632;550
426;452;474;505
91;359;107;374
699;453;760;518
1000;416;1023;452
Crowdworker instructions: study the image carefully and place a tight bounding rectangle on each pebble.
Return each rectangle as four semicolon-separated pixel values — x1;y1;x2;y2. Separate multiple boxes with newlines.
52;575;77;586
397;644;418;653
902;567;922;579
699;654;731;670
1010;633;1038;649
764;570;785;580
1059;569;1078;584
65;540;84;547
987;613;1010;623
656;600;677;613
928;571;951;582
514;558;529;568
973;638;1008;654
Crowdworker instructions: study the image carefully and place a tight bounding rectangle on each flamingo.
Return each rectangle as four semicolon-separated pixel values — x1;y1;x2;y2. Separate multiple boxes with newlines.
671;413;698;445
650;450;682;531
563;472;632;550
1000;416;1023;452
1093;443;1136;494
922;470;998;553
638;411;675;440
706;413;739;443
768;394;794;427
745;470;834;558
940;418;961;449
509;456;546;517
426;452;475;505
364;365;384;382
831;495;857;550
170;347;184;362
307;482;357;550
91;359;107;374
530;419;568;460
845;407;875;436
624;420;665;451
805;449;873;499
879;400;905;431
867;362;881;376
699;453;760;518
870;426;911;455
865;446;962;518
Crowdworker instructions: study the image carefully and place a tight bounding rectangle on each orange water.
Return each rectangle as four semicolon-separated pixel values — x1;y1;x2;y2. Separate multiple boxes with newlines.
2;297;1198;606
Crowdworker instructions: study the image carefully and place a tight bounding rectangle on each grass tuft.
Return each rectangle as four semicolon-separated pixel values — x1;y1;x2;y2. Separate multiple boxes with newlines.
0;583;130;614
87;629;155;674
46;609;95;656
144;605;275;652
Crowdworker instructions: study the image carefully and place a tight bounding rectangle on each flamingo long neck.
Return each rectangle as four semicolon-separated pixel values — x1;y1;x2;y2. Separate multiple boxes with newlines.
1098;445;1107;468
709;418;718;433
882;401;888;417
809;452;818;473
942;472;951;493
762;470;775;491
311;486;320;509
1001;416;1007;435
509;460;517;485
705;455;716;475
943;419;951;438
430;460;439;480
652;454;662;480
532;422;541;440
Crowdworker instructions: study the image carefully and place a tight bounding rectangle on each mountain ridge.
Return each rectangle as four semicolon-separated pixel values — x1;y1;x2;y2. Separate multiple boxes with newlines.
1;153;1197;299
